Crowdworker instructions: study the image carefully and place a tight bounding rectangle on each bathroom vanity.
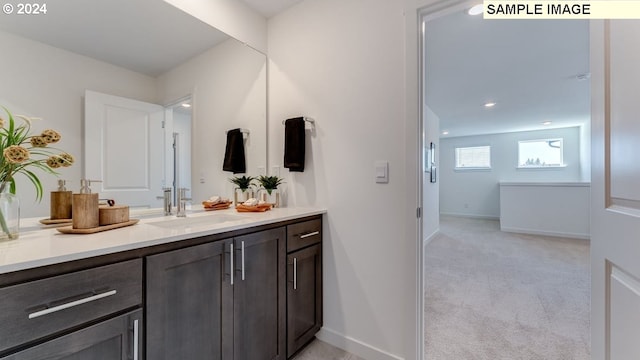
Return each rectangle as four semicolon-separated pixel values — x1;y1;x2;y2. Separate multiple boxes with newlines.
0;208;324;359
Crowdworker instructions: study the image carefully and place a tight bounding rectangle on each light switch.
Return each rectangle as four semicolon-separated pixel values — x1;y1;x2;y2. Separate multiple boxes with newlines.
375;161;389;183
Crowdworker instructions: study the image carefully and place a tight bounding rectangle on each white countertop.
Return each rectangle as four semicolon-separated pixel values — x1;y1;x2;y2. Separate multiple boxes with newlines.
0;207;326;275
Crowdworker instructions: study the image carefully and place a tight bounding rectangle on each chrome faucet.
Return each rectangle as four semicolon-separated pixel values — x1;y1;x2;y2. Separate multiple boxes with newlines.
176;188;191;217
157;188;172;215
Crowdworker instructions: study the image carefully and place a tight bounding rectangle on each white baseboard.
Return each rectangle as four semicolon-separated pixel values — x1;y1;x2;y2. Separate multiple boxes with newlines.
440;212;500;220
500;226;590;240
423;229;439;246
317;328;403;360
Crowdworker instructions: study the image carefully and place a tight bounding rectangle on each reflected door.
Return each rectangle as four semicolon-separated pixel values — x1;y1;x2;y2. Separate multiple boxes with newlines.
84;90;165;208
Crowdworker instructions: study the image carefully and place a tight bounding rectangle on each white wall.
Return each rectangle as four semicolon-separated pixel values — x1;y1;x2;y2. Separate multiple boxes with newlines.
423;106;440;243
164;0;267;53
0;30;157;217
499;182;590;239
440;127;583;219
268;0;435;358
157;38;267;204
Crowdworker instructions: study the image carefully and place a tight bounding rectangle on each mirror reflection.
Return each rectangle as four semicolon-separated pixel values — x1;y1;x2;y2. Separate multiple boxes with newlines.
0;0;267;217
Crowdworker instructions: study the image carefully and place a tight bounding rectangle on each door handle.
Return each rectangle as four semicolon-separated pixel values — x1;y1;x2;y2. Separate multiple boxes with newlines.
133;318;139;360
241;241;245;281
293;257;298;290
230;243;234;285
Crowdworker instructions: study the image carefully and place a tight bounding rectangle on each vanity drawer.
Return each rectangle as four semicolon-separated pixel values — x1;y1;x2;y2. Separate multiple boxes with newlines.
0;258;142;353
287;218;322;252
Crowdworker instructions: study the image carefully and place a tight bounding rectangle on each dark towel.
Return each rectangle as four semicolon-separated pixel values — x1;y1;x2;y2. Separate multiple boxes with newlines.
223;128;246;174
284;117;305;172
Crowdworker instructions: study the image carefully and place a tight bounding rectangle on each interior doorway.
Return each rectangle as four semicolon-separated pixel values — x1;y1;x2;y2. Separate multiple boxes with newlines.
420;2;591;358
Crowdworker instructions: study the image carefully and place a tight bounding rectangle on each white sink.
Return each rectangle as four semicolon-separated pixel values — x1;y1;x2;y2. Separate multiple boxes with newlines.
147;213;244;228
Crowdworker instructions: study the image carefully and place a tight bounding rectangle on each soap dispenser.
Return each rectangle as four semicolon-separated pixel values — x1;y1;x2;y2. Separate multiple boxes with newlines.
72;179;100;229
50;179;72;220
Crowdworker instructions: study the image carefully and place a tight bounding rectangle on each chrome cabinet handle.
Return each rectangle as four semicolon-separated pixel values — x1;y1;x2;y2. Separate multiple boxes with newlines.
133;319;139;360
241;241;245;281
293;258;298;290
28;290;117;319
299;231;319;239
230;243;234;285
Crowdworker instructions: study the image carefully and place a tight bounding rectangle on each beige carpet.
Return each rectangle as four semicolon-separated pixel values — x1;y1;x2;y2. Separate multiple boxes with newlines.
424;216;590;360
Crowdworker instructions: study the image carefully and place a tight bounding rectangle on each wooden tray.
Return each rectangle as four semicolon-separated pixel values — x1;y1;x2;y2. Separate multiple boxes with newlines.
56;219;139;234
39;218;73;226
236;204;272;212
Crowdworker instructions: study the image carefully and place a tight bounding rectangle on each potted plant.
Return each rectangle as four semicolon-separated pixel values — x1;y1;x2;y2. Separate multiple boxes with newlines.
0;106;74;240
229;175;255;206
257;175;284;208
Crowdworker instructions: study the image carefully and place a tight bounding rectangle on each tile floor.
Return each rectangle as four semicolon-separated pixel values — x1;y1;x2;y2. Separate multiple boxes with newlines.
292;339;364;360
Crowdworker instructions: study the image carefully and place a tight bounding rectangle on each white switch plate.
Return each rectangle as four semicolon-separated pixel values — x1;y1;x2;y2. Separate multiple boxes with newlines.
272;166;281;177
258;166;266;176
375;161;389;183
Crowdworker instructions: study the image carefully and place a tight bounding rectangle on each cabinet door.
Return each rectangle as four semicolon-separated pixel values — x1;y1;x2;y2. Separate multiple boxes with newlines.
0;310;142;360
287;244;322;358
146;240;233;360
233;227;286;360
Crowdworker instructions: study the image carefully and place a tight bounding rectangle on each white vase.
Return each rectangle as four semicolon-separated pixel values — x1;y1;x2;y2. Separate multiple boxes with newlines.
234;188;254;207
259;188;280;208
0;182;19;241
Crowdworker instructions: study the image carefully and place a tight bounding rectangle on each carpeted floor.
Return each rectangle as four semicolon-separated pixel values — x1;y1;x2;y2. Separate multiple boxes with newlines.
424;216;590;360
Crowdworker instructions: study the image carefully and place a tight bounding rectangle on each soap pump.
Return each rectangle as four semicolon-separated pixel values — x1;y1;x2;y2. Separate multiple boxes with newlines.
72;179;101;229
50;179;72;220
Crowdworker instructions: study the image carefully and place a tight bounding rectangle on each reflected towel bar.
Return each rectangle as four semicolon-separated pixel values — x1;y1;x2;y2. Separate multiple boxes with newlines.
282;117;315;125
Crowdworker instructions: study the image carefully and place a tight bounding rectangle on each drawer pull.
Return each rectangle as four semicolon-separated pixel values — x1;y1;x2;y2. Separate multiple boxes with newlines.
28;290;117;319
299;231;320;239
230;243;234;285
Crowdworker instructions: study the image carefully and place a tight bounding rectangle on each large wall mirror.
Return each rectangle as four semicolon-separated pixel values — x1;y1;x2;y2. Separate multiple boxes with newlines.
0;0;267;217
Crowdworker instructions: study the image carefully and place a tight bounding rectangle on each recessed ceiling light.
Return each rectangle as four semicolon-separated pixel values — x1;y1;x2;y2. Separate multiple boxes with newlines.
442;131;449;135
484;102;496;108
468;4;483;15
543;121;552;126
181;103;191;108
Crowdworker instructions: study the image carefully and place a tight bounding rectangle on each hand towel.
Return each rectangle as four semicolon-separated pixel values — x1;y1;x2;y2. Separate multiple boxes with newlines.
223;128;246;174
284;117;305;172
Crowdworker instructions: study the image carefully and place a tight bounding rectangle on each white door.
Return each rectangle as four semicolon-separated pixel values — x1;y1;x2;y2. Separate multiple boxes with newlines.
591;20;640;359
84;90;165;208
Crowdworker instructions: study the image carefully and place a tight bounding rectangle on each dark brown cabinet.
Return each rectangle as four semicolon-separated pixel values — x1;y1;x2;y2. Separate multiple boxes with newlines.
287;244;322;357
1;215;321;360
146;227;287;360
146;239;232;360
232;227;286;360
286;219;323;358
0;309;142;360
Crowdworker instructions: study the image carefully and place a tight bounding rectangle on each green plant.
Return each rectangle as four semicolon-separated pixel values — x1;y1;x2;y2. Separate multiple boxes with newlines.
0;106;74;239
257;175;284;195
229;175;255;191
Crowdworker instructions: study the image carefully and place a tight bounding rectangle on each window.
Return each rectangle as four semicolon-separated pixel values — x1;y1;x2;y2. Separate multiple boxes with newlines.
455;146;491;169
518;138;564;167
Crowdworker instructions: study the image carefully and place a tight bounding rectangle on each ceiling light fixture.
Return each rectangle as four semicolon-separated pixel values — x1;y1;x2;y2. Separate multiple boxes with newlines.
484;102;496;108
442;131;450;135
181;103;191;108
468;4;483;15
542;121;552;126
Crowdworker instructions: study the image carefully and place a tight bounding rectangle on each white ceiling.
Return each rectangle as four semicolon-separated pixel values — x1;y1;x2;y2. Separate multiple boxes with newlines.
425;10;590;138
240;0;305;18
0;0;229;76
